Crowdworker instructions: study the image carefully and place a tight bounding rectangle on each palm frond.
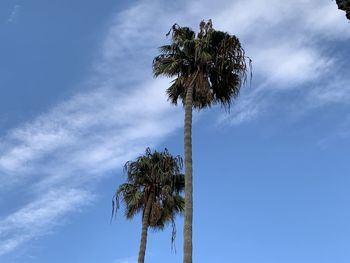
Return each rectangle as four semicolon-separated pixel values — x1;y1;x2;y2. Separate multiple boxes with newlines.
153;19;252;110
113;148;185;247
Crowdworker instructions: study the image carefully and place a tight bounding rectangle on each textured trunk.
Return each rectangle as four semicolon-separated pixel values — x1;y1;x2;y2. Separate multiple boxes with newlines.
138;193;153;263
183;84;194;263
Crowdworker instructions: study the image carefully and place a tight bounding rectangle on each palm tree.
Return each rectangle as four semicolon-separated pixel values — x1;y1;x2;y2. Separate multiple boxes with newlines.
112;148;184;263
153;20;249;263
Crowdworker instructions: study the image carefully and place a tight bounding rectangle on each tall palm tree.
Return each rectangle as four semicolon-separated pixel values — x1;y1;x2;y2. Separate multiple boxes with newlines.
112;148;184;263
153;20;249;263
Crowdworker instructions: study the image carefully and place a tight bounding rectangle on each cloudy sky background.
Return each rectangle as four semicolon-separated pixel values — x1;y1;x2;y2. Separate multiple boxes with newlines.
1;0;350;262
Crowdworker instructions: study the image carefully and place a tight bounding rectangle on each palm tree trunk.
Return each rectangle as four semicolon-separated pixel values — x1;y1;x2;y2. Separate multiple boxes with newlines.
138;193;153;263
183;84;194;263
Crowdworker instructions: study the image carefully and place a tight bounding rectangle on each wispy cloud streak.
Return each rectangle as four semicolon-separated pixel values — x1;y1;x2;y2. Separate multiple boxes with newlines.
0;0;185;256
0;189;92;256
206;0;350;125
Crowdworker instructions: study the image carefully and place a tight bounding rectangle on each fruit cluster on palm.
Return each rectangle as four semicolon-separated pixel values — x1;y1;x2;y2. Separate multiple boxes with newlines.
113;148;184;263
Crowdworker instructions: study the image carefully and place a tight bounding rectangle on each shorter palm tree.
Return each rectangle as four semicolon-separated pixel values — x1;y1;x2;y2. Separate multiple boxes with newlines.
112;148;184;263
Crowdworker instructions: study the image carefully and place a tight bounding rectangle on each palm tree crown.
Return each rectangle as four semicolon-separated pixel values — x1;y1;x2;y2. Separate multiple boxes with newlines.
153;19;250;109
113;147;184;242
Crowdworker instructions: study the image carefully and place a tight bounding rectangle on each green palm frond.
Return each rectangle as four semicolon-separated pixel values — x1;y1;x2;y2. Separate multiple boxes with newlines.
113;148;185;247
153;19;252;110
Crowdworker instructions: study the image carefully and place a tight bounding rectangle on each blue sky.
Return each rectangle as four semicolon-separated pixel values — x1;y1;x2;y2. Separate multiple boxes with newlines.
0;0;350;262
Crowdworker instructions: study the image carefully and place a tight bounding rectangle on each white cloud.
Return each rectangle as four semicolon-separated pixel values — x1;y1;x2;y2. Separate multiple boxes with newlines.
306;77;350;107
304;1;350;38
251;44;333;88
0;189;93;255
0;79;181;183
0;0;184;256
203;0;350;125
0;79;182;255
210;0;350;39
